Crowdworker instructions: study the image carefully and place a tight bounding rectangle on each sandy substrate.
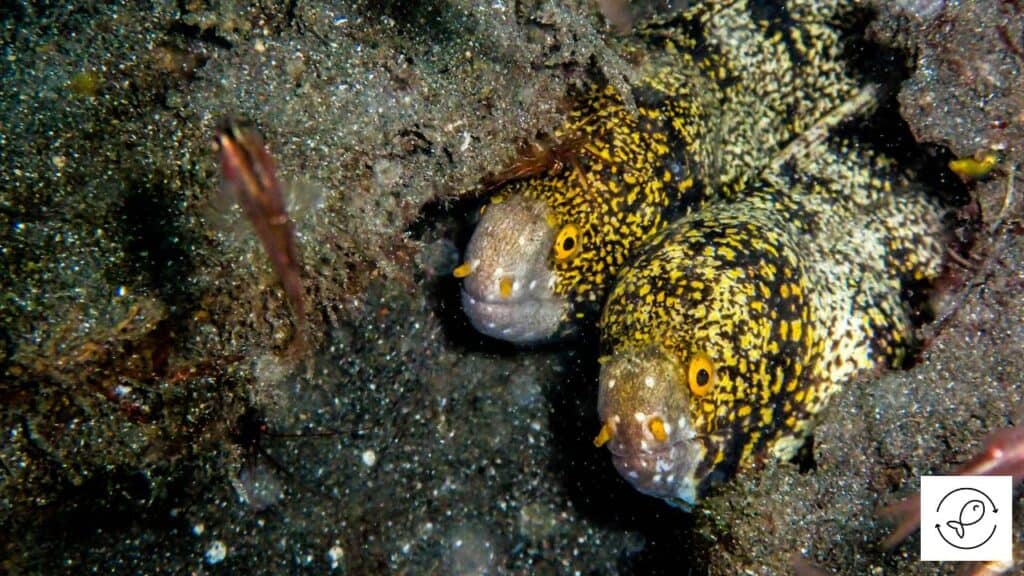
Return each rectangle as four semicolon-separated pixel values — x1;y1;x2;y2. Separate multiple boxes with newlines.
1;1;1021;574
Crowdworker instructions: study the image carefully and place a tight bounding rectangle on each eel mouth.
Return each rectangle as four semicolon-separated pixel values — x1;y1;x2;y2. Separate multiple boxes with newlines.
606;436;703;506
460;287;568;344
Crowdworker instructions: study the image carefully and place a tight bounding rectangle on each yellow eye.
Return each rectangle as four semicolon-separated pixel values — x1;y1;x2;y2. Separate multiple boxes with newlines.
687;352;715;397
554;223;580;261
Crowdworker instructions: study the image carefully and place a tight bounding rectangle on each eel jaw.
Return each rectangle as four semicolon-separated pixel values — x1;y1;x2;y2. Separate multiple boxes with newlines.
603;414;705;509
458;194;571;344
460;286;568;343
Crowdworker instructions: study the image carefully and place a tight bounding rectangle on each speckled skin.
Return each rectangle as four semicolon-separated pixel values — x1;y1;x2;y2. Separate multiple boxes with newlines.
596;143;947;508
459;0;862;342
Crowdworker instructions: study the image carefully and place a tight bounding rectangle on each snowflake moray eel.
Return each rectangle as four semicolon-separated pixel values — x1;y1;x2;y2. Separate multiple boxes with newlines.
456;0;861;342
454;0;949;506
594;144;945;507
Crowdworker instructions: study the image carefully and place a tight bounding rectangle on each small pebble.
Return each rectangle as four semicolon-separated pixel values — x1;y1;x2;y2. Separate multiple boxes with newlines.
361;449;377;468
326;544;344;570
205;540;227;565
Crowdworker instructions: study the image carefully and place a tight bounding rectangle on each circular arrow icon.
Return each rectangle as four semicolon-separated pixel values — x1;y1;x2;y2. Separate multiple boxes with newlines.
934;487;999;550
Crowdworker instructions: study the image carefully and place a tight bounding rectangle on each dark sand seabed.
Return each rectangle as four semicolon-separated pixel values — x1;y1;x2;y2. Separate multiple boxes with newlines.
0;1;1022;574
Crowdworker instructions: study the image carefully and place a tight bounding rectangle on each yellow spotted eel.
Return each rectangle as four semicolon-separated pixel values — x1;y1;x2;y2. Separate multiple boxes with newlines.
452;0;950;507
593;142;946;507
456;0;862;343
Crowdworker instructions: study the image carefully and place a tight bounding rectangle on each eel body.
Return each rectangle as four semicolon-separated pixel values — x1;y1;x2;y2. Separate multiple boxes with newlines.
457;0;861;343
451;0;952;507
593;143;947;507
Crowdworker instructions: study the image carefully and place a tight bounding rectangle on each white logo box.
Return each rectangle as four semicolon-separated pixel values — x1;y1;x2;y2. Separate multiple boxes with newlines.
920;475;1013;562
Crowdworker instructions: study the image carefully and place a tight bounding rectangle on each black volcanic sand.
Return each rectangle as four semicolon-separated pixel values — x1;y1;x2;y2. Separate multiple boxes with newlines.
1;1;1021;574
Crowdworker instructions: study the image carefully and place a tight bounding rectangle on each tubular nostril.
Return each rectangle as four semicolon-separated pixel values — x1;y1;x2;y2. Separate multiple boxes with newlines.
593;424;613;447
499;276;514;298
649;418;668;442
453;262;473;278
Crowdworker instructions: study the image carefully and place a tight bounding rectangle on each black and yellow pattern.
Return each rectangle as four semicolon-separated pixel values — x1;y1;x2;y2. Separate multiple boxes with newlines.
594;142;946;507
509;66;715;308
453;0;950;507
457;0;862;343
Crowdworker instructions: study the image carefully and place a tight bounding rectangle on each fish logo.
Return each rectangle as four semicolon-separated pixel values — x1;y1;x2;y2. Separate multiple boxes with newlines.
934;487;999;550
919;475;1012;562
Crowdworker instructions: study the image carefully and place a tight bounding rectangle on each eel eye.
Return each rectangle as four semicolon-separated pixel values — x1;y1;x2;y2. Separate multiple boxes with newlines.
687;352;715;397
554;223;580;261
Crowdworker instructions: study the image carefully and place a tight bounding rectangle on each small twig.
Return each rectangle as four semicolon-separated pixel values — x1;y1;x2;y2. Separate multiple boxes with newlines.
945;246;978;271
988;164;1017;235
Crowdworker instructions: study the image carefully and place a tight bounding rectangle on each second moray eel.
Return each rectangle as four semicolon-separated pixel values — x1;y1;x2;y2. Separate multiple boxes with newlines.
593;141;947;508
455;0;862;343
